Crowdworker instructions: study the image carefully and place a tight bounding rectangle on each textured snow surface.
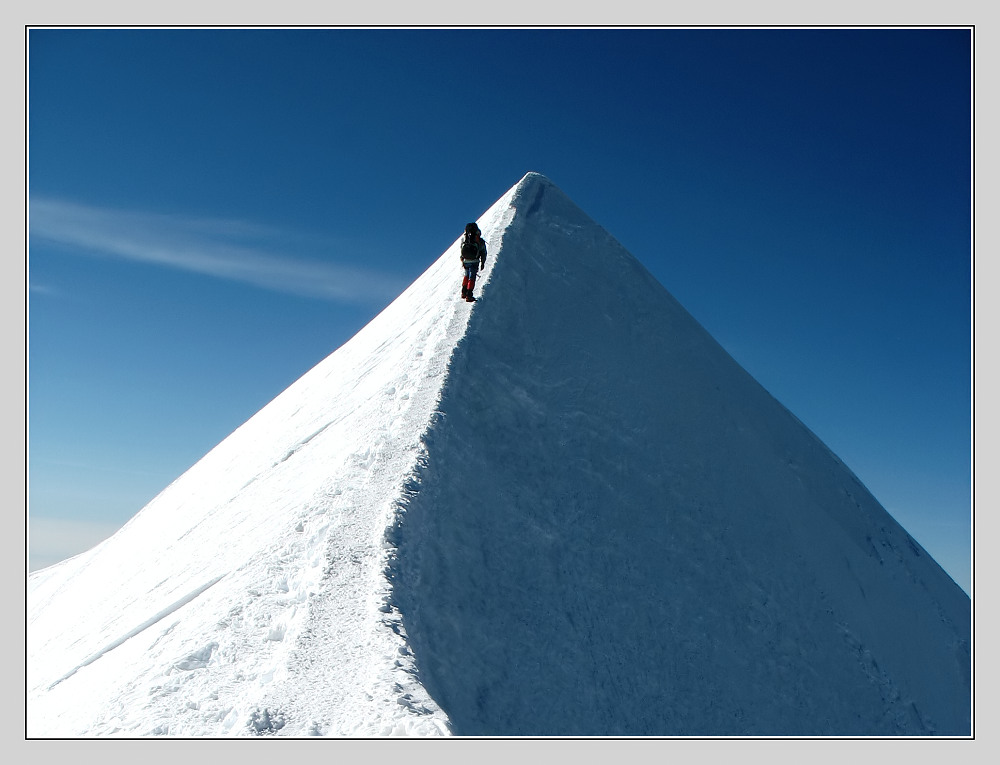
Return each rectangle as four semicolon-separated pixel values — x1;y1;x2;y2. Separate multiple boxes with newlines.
27;173;970;737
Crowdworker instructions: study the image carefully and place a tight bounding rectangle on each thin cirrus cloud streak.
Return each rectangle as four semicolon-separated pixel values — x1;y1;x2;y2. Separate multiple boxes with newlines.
29;197;409;305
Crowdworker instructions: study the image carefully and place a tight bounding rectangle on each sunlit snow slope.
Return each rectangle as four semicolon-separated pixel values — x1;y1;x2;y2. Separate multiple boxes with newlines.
28;173;970;738
26;181;516;737
387;173;971;736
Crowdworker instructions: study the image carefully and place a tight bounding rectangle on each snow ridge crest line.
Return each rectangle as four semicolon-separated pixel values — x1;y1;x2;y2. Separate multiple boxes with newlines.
234;177;523;737
370;183;521;735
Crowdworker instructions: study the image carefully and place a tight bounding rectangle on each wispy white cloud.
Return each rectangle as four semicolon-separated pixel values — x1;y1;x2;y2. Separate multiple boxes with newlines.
29;283;61;297
29;198;409;305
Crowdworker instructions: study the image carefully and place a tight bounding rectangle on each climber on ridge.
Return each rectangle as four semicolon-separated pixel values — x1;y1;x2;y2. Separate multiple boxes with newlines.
459;222;487;302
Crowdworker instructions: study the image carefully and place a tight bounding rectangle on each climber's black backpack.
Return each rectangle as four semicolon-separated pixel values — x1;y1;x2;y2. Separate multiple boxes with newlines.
461;223;479;260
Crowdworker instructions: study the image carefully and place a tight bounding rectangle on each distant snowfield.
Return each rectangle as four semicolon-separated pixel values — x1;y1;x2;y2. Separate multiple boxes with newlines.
27;174;971;737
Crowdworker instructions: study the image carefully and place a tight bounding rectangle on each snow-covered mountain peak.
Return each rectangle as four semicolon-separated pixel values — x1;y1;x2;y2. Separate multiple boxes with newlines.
28;174;971;737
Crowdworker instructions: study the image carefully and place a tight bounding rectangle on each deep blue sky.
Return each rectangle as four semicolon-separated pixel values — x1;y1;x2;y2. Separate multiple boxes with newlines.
27;28;972;592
